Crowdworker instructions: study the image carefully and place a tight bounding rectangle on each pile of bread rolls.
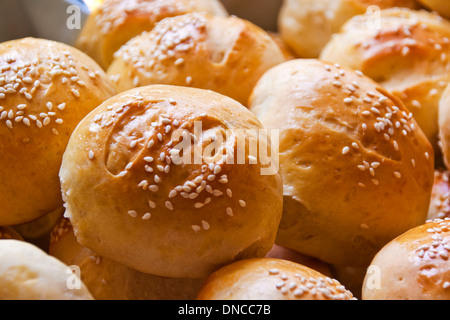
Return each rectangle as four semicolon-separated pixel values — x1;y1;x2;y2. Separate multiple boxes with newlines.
0;0;449;300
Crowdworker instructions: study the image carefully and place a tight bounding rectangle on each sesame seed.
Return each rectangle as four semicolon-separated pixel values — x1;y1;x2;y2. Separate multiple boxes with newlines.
148;200;156;208
165;201;173;210
71;89;80;97
194;202;204;208
191;225;201;232
226;207;233;216
149;185;159;192
226;189;232;198
201;220;210;230
142;213;151;220
6;120;12;129
344;97;353;104
268;268;279;275
88;151;95;160
118;171;127;177
372;179;379;185
144;156;154;163
342;146;350;155
128;210;137;218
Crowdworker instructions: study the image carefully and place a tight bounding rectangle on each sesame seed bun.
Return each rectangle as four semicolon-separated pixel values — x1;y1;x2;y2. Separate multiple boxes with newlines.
320;8;450;151
418;0;450;19
0;38;116;226
59;84;283;279
49;216;205;300
428;170;450;220
249;59;434;267
278;0;418;59
76;0;229;70
0;226;23;241
0;239;93;300
106;13;285;106
362;218;450;300
196;258;355;300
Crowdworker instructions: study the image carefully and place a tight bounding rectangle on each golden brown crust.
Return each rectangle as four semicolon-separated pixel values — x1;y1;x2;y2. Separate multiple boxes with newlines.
0;38;116;226
320;8;450;150
362;218;450;300
196;258;355;300
107;13;285;106
60;85;283;279
278;0;418;58
49;217;205;300
76;0;228;69
418;0;450;19
0;239;93;300
249;59;434;267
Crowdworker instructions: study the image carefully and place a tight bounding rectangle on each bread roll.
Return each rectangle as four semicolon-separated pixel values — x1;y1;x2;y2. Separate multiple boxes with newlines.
0;226;23;241
49;217;205;300
0;239;93;300
278;0;418;58
60;85;283;279
428;170;450;220
107;13;285;105
196;258;355;300
249;59;434;267
320;8;450;150
418;0;450;19
76;0;228;69
362;218;450;300
0;38;115;226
